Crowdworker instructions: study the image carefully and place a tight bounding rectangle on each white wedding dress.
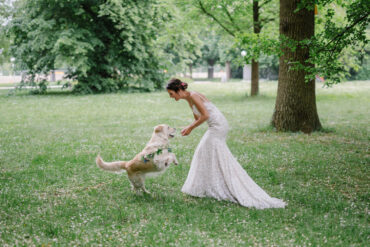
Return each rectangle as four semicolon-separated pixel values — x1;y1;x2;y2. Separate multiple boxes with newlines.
181;101;286;209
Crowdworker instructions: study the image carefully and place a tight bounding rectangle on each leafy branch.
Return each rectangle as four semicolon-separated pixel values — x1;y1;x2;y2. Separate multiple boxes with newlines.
197;0;236;37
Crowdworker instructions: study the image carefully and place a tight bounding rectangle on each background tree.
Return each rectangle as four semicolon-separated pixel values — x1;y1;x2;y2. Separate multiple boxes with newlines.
271;0;321;132
271;0;369;132
199;31;221;79
156;0;203;79
192;0;278;95
347;33;370;80
0;0;14;68
308;0;370;84
8;0;166;93
218;36;236;81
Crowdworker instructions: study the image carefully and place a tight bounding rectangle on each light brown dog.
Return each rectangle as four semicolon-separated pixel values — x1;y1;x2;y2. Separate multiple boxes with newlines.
96;124;178;193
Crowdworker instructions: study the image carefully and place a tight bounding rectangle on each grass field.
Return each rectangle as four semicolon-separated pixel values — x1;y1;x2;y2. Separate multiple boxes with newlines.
0;80;369;246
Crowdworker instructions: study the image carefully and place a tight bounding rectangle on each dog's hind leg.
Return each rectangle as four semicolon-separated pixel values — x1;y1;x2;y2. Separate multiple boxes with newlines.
138;174;150;194
128;173;149;194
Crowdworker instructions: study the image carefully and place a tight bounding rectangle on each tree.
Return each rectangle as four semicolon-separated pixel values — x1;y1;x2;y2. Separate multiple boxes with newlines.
271;0;369;132
0;0;14;66
156;0;203;78
218;36;237;81
199;31;220;79
8;0;166;93
271;0;321;132
308;0;370;85
194;0;278;95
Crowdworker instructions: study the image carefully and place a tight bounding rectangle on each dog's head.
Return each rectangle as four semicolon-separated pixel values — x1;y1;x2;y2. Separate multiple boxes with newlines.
153;124;176;140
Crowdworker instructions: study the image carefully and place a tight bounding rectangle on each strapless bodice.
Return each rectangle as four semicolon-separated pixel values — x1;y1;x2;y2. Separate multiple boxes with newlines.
192;101;229;136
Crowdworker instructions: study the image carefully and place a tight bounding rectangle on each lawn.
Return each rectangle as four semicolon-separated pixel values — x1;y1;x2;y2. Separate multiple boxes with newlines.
0;80;369;246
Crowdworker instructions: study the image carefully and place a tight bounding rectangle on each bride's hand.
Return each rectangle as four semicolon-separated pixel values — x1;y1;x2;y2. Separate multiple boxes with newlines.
181;126;193;136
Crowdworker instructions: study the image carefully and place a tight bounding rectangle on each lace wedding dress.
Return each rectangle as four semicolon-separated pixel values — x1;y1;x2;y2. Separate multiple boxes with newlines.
181;101;286;209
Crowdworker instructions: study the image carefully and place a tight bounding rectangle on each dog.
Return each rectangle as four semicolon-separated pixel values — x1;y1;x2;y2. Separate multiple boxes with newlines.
96;124;178;193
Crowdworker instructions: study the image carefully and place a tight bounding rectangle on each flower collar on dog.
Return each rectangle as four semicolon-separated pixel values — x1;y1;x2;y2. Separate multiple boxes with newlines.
141;147;172;163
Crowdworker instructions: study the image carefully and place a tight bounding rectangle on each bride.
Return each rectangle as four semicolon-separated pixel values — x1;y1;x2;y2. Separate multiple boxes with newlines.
166;78;286;209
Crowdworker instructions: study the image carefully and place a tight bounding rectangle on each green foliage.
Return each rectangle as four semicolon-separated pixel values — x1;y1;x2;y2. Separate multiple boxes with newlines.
236;32;281;64
307;0;370;85
232;0;369;85
0;0;14;66
348;42;370;80
155;0;203;75
199;30;221;66
191;0;253;36
259;54;279;80
188;0;280;77
8;0;166;93
281;0;369;84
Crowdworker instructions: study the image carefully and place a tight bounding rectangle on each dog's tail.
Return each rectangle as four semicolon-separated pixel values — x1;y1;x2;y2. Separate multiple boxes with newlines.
96;155;127;172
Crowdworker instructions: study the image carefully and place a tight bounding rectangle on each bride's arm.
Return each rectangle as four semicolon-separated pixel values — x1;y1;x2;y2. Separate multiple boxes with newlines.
182;95;209;136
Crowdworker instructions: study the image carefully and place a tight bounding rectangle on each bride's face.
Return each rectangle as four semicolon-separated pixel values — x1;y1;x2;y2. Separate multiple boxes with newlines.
167;89;181;101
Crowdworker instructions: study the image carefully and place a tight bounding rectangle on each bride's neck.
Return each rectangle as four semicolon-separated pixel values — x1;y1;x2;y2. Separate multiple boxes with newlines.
181;91;192;102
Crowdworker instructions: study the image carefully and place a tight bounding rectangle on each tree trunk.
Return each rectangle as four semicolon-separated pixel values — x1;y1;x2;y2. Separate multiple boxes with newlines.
271;0;321;133
51;70;56;82
225;61;231;81
251;0;261;96
251;59;259;95
207;59;215;79
208;67;214;79
188;64;193;79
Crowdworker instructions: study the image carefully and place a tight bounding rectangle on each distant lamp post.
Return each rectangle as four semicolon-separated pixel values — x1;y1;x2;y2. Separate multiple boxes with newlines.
241;50;247;57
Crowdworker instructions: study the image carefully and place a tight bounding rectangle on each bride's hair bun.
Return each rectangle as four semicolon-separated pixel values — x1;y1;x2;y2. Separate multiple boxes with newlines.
166;78;188;92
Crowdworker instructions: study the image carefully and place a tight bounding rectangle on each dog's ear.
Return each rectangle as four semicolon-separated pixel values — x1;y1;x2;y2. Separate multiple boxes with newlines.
154;125;163;133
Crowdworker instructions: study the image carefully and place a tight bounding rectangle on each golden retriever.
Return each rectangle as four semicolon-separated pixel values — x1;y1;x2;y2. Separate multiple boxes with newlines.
96;124;178;193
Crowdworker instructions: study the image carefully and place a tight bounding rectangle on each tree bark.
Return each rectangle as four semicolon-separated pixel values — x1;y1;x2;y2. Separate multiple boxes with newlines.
225;61;231;81
188;64;193;79
251;0;261;96
251;59;259;95
271;0;321;133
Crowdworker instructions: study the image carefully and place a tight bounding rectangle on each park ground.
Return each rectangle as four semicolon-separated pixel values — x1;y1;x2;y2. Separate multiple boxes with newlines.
0;80;369;246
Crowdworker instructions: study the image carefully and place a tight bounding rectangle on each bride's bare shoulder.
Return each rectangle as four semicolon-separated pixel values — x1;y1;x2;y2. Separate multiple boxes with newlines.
190;91;209;102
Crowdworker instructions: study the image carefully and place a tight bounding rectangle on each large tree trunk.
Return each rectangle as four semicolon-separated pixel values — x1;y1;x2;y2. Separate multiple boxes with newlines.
251;0;261;96
271;0;321;133
225;61;231;81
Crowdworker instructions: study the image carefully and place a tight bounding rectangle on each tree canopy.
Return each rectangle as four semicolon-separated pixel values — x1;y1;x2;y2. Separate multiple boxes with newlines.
2;0;369;94
8;0;167;93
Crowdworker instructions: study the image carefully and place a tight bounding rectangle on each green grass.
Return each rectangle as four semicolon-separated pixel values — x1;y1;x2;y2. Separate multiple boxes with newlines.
0;80;369;246
0;80;67;88
0;83;17;88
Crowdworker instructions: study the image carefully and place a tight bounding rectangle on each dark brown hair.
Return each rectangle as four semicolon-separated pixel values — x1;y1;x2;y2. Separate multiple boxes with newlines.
166;78;188;92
